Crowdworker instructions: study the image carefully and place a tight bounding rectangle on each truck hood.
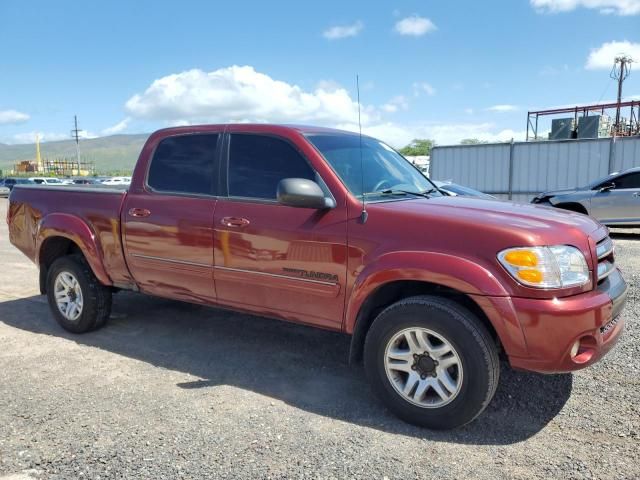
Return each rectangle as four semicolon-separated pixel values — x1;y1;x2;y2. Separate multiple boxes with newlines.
367;195;605;300
374;195;602;242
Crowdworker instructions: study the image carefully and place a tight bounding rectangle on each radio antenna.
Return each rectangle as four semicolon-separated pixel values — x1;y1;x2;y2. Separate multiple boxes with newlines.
356;75;368;224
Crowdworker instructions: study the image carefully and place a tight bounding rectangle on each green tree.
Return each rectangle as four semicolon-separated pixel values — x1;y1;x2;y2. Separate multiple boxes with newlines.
460;138;488;145
399;139;434;156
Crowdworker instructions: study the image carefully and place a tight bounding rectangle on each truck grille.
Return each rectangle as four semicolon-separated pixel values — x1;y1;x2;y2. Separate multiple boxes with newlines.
596;236;615;283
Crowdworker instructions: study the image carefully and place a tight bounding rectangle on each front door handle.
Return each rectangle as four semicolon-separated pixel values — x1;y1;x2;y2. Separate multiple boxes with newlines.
221;217;250;228
128;208;151;218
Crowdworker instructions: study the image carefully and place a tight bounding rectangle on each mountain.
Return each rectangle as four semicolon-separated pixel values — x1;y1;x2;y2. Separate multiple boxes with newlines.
0;133;150;174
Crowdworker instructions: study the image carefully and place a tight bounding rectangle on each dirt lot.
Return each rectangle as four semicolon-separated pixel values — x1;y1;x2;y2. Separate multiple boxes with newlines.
0;198;638;480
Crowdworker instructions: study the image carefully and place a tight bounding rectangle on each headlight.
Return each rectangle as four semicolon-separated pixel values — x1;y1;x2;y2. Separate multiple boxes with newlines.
498;245;589;288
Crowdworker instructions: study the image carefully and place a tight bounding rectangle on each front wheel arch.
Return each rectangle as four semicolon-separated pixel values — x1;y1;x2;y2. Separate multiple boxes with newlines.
348;280;501;364
363;295;500;428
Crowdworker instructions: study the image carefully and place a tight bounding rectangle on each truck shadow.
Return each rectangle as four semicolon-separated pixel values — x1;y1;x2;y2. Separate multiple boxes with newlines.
0;292;572;445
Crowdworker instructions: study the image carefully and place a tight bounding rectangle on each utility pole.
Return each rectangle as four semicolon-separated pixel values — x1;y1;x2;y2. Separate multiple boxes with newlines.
35;133;42;172
610;55;632;135
70;115;83;176
71;115;82;176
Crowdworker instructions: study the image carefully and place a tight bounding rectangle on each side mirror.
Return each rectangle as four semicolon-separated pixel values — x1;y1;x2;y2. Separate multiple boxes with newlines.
277;178;335;209
598;182;615;192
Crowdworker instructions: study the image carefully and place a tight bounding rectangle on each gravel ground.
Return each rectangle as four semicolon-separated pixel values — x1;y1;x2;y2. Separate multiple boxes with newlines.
0;198;638;479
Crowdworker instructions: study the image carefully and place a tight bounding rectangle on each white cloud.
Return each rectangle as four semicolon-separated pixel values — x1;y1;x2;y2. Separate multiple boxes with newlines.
531;0;640;15
0;109;30;125
487;104;519;112
381;95;409;113
586;40;640;69
6;131;68;144
322;21;363;40
394;16;437;36
464;108;474;115
101;118;131;135
412;82;436;96
335;121;525;148
125;65;377;125
4;129;99;145
123;64;525;149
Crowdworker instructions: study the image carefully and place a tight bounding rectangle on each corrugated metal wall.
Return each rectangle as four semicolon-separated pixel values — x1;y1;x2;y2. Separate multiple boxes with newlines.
613;137;640;172
430;137;640;201
432;144;510;193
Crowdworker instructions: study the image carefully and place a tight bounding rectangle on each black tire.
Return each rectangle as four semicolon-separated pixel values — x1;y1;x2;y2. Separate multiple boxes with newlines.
364;295;499;429
46;255;112;333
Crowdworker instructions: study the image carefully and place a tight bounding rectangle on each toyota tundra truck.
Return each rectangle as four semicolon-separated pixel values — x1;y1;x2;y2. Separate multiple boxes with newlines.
6;124;627;429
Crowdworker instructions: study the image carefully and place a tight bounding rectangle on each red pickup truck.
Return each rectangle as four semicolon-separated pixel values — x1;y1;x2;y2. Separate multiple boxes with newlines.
7;124;627;429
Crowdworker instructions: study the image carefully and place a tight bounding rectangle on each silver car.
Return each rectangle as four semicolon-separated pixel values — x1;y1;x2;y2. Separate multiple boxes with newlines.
532;167;640;227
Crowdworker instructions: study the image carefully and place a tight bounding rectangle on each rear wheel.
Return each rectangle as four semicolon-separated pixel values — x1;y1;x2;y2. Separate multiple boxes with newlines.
364;295;499;429
46;255;112;333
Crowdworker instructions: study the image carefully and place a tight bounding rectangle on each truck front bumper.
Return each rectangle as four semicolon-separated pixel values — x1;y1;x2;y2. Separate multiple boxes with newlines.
500;268;627;374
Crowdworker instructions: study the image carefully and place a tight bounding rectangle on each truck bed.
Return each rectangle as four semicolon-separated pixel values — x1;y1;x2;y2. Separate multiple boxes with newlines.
7;185;133;288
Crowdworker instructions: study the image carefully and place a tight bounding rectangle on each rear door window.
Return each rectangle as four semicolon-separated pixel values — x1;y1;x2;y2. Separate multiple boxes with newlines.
148;134;219;195
227;134;315;200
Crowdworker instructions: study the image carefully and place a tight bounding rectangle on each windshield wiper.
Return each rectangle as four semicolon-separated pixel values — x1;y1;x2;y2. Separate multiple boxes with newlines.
376;189;432;198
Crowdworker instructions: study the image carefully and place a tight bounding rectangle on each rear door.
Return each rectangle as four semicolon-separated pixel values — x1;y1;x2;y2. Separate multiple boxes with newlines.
590;172;640;225
213;132;347;329
123;132;221;303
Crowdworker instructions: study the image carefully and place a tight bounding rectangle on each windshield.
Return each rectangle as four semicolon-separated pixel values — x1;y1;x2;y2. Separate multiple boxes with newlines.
306;133;440;200
46;178;63;184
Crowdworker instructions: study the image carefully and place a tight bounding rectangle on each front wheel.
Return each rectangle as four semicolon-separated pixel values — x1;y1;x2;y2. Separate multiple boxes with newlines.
364;295;499;429
46;255;112;333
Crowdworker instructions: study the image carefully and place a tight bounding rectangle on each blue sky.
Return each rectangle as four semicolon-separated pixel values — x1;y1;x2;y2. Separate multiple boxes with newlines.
1;0;639;146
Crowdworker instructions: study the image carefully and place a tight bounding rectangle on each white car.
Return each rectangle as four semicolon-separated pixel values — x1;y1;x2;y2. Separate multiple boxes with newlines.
28;177;66;186
101;176;131;186
0;185;9;197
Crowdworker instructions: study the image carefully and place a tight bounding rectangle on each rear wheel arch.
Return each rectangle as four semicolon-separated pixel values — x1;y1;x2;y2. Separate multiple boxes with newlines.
46;254;112;333
38;236;82;293
38;233;110;294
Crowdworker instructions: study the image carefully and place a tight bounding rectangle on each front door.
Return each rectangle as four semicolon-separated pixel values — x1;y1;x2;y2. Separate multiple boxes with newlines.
123;132;221;303
590;171;640;225
213;132;347;329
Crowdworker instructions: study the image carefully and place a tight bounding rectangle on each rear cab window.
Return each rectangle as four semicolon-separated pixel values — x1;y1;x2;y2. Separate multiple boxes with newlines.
147;134;220;195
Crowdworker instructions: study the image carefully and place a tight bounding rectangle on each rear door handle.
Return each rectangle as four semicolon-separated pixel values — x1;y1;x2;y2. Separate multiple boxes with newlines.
221;216;250;228
128;208;151;218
